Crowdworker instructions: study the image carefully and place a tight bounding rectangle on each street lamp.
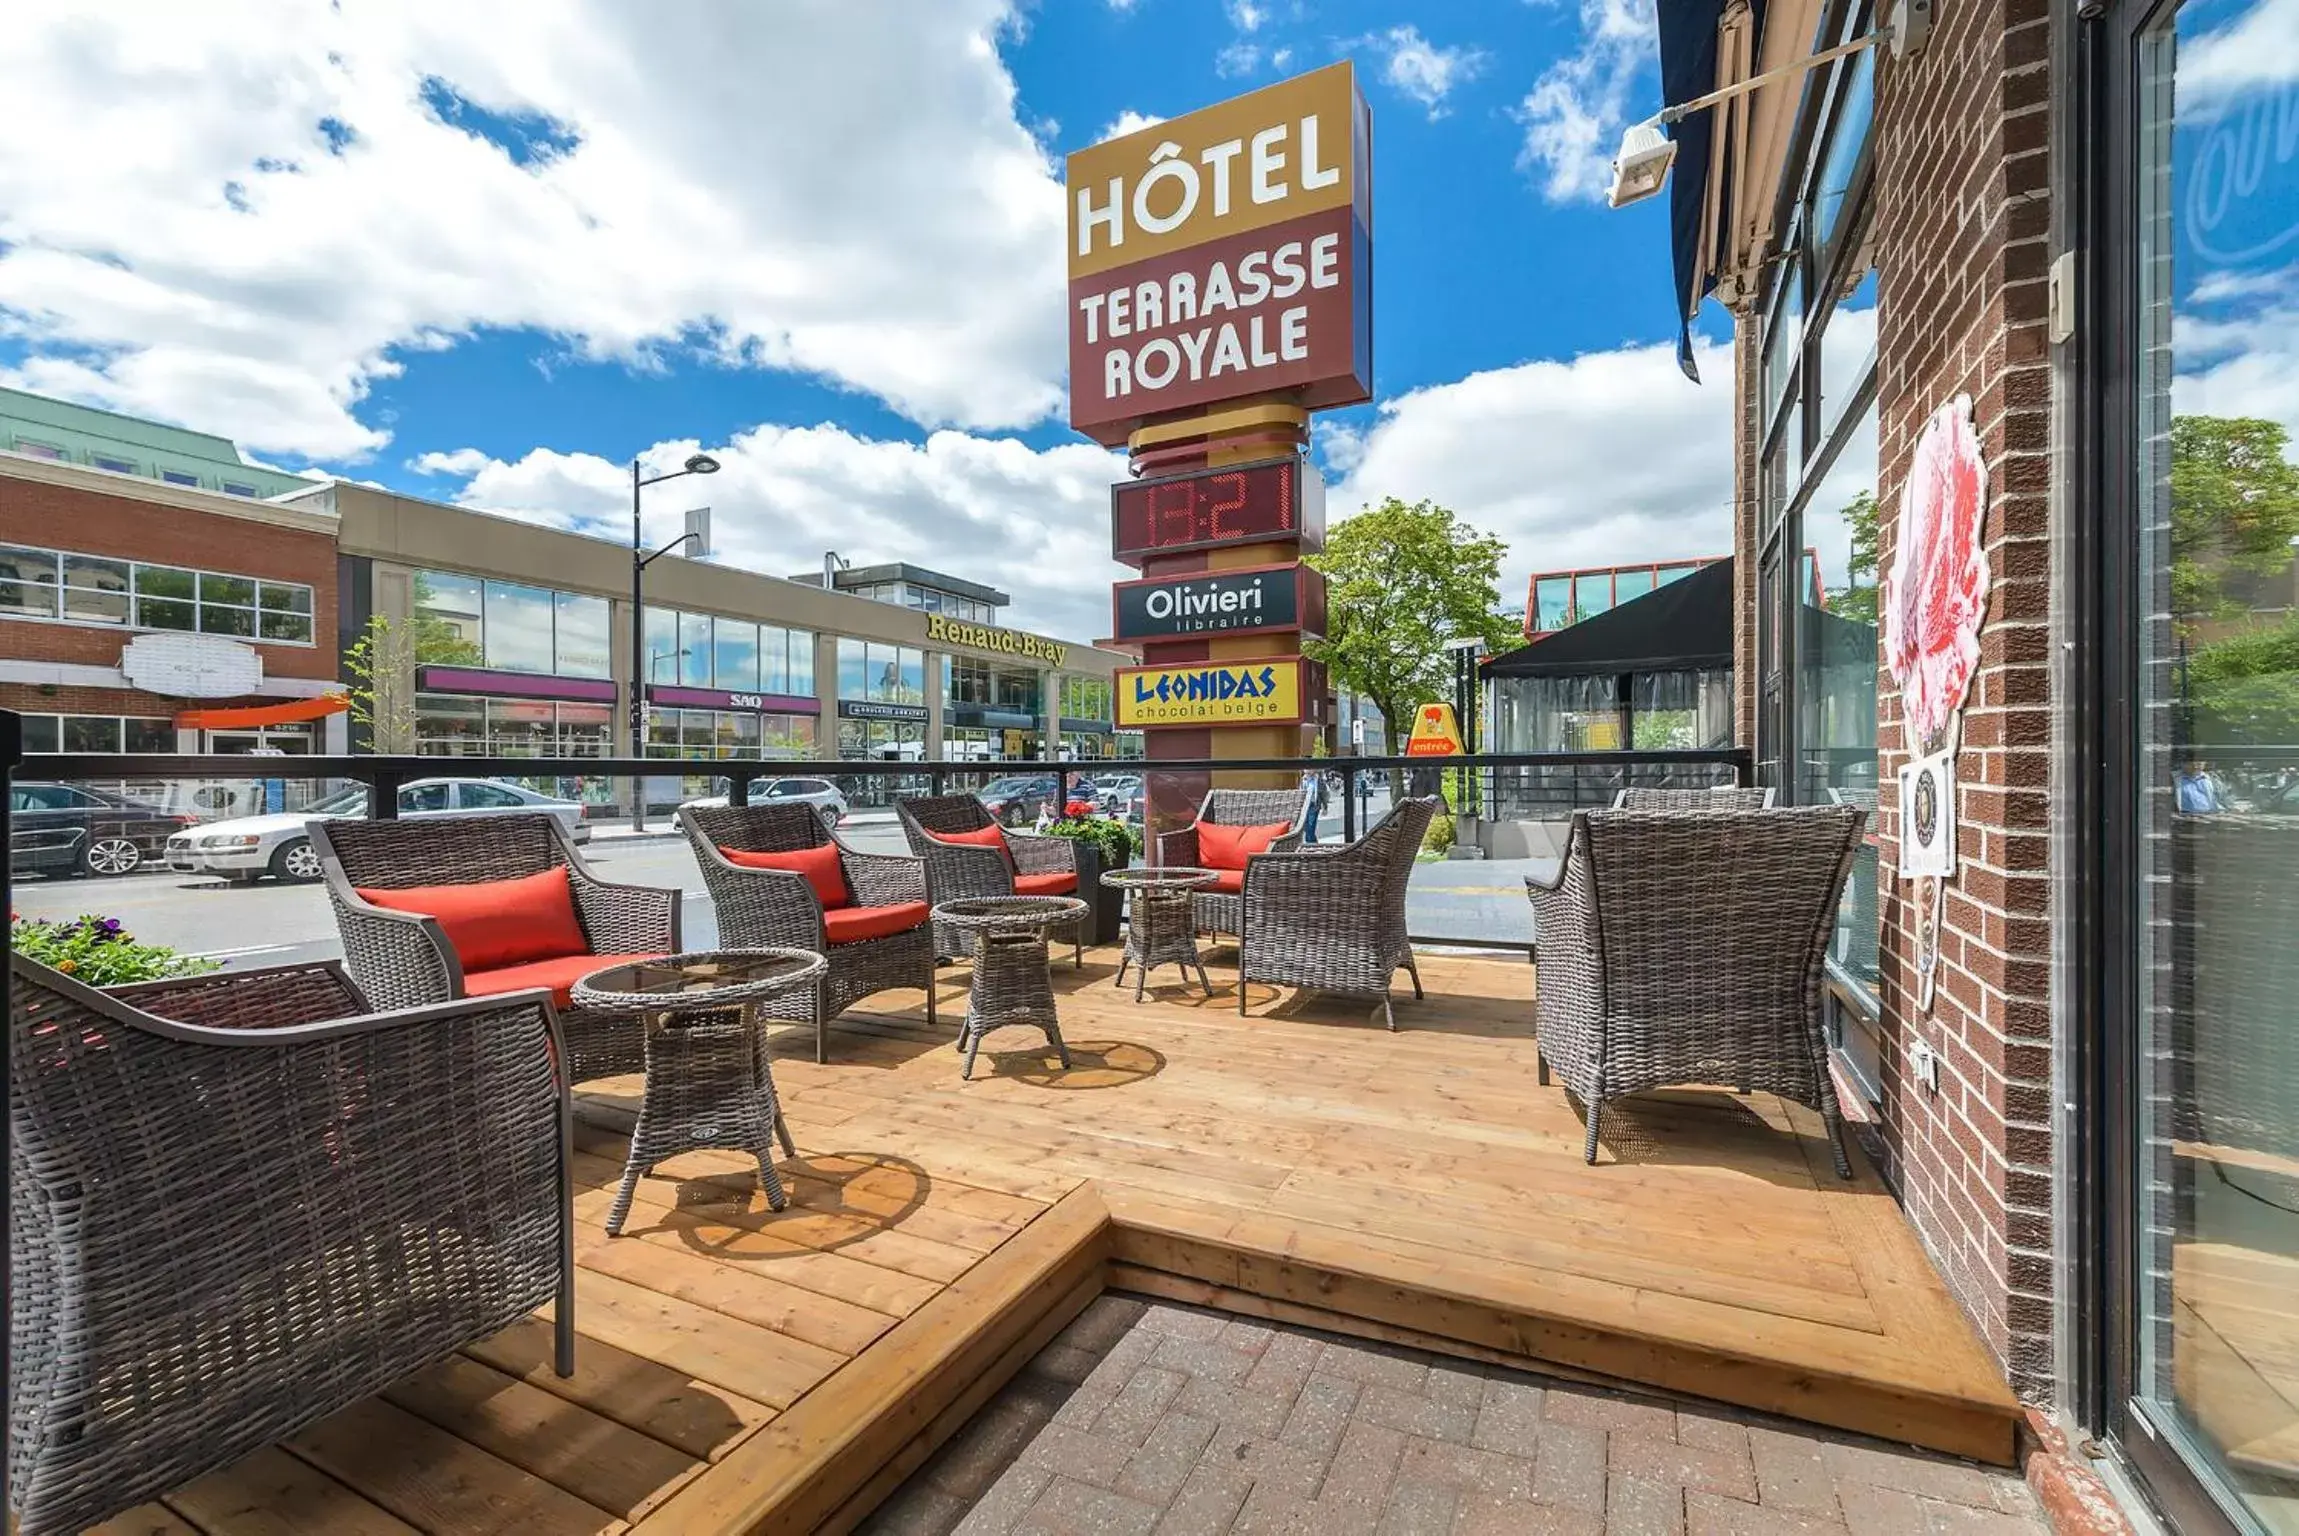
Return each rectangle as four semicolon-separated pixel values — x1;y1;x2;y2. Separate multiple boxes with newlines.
630;452;720;829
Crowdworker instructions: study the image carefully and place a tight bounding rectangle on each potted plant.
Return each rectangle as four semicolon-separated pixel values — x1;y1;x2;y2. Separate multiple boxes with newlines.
1041;815;1138;946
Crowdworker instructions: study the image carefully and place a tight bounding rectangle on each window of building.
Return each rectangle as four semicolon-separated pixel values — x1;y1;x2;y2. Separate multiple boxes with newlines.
1613;568;1657;605
1533;577;1573;631
643;606;814;694
12;439;66;460
0;543;314;643
414;694;617;758
16;714;175;753
642;707;816;759
1574;574;1615;618
220;482;260;498
1751;0;1882;1069
1060;675;1112;722
415;571;609;678
160;468;201;488
837;638;924;703
88;453;138;475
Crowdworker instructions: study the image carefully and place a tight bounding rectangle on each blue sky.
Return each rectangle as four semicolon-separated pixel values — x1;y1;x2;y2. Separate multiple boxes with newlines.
0;0;1750;639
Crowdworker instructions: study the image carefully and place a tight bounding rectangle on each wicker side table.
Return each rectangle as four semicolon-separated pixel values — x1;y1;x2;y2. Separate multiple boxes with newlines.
934;896;1087;1080
572;949;826;1235
1103;867;1217;1001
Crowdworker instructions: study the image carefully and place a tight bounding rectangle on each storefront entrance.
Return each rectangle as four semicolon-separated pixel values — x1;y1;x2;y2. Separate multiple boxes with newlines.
2082;3;2299;1527
206;726;315;754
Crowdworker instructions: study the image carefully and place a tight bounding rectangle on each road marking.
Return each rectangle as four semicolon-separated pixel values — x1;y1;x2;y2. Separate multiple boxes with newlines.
188;943;299;960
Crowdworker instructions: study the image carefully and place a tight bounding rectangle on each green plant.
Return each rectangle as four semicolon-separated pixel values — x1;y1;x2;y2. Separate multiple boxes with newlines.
1043;816;1137;867
11;912;219;986
1421;810;1456;856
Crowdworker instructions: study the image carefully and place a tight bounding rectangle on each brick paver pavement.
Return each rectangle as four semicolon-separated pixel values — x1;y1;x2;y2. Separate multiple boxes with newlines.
858;1297;2048;1536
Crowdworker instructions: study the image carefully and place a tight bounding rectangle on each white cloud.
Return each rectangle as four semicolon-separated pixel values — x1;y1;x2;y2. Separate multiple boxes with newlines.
0;0;1068;462
422;424;1131;641
1331;335;1735;608
1217;41;1266;77
2180;0;2299;111
1099;109;1166;142
409;446;492;476
1374;26;1487;117
1226;0;1269;31
1515;0;1658;202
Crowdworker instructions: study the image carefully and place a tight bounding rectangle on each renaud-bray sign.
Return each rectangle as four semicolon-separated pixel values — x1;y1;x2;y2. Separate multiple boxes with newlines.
1111;563;1324;642
924;613;1069;668
1066;62;1372;447
1114;657;1304;728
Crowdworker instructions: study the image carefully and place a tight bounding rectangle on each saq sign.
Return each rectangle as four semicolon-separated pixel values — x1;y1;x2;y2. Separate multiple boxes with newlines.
1067;63;1372;447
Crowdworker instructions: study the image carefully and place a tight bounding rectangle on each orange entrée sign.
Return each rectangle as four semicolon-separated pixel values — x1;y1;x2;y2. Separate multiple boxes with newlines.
1404;702;1463;757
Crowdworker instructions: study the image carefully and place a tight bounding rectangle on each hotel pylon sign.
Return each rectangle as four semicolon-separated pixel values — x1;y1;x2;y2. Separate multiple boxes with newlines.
1069;62;1371;836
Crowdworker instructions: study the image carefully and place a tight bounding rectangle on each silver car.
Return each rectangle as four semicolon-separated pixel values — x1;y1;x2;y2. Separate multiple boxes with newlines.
682;776;850;823
165;777;589;884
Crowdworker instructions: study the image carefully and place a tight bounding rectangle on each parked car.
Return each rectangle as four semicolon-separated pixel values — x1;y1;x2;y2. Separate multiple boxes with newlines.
10;782;196;879
165;777;588;884
1095;773;1144;815
682;776;850;823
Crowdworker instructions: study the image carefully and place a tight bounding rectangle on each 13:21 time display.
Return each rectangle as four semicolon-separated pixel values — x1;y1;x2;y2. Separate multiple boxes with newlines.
1110;457;1326;566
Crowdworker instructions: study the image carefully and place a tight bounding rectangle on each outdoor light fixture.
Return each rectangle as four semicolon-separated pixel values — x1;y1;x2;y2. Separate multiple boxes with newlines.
1605;0;1930;209
1607;120;1678;209
628;448;724;829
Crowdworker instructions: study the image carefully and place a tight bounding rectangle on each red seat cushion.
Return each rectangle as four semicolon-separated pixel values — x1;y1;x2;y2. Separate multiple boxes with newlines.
931;823;1009;849
1197;821;1292;872
823;901;931;945
1014;871;1078;896
720;842;849;909
464;952;667;1008
1204;868;1245;895
357;866;589;973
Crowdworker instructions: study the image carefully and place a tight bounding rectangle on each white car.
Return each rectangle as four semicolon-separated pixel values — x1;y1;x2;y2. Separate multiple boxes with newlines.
165;777;589;884
681;775;850;823
1095;774;1144;815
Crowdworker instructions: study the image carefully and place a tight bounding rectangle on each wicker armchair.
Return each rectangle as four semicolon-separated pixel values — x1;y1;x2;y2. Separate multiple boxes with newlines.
679;803;937;1062
1526;805;1864;1174
8;954;573;1536
310;813;680;1083
1235;796;1438;1030
1612;786;1777;810
1158;787;1310;940
896;794;1084;965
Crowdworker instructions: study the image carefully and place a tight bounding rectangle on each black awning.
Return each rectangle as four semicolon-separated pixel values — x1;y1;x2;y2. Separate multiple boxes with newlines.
1658;0;1767;381
1483;558;1734;678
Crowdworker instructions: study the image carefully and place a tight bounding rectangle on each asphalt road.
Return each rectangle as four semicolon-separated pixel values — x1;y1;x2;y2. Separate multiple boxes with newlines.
12;793;1542;965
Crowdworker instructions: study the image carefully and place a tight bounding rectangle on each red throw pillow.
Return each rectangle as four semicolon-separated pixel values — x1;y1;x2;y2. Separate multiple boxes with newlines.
1197;821;1293;872
721;843;849;909
356;865;589;973
930;823;1013;868
823;902;931;944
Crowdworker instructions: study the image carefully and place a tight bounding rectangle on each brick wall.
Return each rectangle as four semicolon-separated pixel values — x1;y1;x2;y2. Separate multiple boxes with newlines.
1733;0;2058;1400
0;473;339;681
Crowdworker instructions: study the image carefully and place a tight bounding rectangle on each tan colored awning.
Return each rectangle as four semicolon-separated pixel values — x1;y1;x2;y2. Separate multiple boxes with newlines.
1688;0;1827;313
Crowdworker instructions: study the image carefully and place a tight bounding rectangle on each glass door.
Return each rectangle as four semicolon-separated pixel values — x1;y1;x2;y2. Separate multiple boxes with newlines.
2098;1;2299;1527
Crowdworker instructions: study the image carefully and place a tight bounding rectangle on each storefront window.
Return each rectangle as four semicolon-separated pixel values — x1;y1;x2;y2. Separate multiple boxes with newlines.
17;714;175;753
553;592;611;678
481;580;554;673
0;545;315;642
2128;4;2299;1522
678;611;713;687
838;639;926;704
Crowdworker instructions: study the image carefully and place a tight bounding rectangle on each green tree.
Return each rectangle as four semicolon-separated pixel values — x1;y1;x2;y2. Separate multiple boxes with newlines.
1826;490;1881;627
408;574;483;666
341;613;418;753
1305;498;1522;790
2171;414;2299;629
2187;614;2299;745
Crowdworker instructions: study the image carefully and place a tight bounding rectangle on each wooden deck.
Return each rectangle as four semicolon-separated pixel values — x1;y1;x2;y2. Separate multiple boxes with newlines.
97;946;2022;1536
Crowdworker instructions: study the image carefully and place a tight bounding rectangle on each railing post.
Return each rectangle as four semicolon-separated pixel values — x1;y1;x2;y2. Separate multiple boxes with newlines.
929;764;946;798
728;769;756;809
369;766;399;820
1056;769;1071;819
1342;765;1359;843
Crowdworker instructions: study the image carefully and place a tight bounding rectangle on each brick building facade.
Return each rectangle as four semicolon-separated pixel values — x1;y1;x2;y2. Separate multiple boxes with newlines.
1;452;345;753
1689;0;2296;1522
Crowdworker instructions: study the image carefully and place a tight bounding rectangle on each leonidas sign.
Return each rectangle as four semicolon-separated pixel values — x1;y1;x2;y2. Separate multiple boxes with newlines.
1115;658;1304;728
1066;62;1372;447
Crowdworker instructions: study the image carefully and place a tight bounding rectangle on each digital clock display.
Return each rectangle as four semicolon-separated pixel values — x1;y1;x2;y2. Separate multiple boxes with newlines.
1110;457;1326;566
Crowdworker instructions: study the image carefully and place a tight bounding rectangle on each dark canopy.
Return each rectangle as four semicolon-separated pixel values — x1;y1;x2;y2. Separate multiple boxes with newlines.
1484;558;1734;679
1658;0;1769;381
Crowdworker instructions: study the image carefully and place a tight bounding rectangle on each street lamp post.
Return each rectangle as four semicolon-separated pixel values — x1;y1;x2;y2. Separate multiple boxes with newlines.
630;452;720;830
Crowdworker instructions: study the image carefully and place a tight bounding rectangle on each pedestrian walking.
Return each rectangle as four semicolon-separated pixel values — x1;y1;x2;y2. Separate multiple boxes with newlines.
1300;765;1328;843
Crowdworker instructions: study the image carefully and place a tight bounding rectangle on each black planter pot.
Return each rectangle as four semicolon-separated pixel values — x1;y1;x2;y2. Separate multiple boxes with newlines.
1065;838;1129;946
